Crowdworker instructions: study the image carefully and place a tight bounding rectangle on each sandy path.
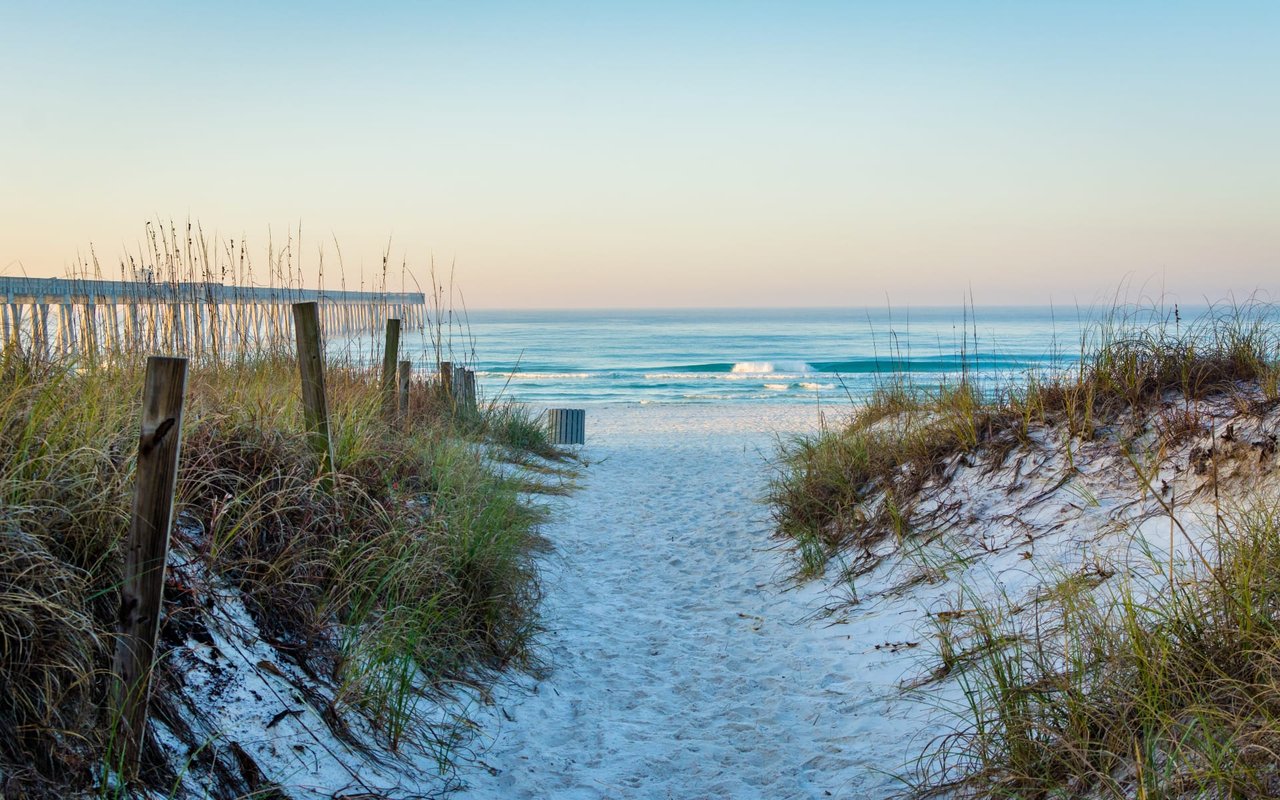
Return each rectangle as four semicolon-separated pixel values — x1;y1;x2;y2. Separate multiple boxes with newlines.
457;404;932;799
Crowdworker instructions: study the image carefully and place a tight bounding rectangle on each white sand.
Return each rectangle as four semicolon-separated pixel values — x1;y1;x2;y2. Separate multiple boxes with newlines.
457;397;1279;799
456;403;941;798
155;397;1272;798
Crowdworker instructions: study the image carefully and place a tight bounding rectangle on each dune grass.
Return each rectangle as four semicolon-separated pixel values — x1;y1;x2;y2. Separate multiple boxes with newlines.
912;500;1280;799
769;300;1280;576
0;340;559;798
768;299;1280;797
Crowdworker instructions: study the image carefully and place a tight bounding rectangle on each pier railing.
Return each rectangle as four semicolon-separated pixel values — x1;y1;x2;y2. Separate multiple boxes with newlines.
0;276;426;359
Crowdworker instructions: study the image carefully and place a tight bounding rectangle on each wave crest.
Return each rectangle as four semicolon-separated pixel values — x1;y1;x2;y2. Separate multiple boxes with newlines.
729;361;812;374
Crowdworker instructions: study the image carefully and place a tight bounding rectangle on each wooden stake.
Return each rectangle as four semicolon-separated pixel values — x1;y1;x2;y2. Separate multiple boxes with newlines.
111;355;189;778
381;318;401;420
292;302;336;476
439;361;453;406
463;368;477;412
398;359;411;419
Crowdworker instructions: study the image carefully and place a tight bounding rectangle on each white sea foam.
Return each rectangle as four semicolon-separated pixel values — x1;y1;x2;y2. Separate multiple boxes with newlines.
642;371;805;381
730;361;813;374
799;382;834;390
763;383;790;391
478;372;594;380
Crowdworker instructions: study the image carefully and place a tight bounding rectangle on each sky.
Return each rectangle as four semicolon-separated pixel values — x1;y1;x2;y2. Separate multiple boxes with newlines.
1;1;1277;308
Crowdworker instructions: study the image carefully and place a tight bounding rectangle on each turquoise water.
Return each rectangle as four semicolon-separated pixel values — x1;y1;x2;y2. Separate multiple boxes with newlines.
411;306;1205;406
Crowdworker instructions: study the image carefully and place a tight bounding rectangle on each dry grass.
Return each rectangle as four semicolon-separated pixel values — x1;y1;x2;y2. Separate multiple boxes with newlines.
0;342;558;797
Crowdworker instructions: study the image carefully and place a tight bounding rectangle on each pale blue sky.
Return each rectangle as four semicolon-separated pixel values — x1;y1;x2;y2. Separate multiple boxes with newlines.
1;1;1276;307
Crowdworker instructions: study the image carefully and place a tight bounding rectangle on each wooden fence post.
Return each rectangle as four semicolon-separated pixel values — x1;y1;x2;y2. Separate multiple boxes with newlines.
451;367;465;409
464;368;477;413
111;356;189;778
292;302;336;476
398;359;411;419
439;361;453;407
381;318;401;420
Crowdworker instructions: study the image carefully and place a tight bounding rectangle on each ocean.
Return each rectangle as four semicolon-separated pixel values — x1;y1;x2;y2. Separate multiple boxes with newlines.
409;306;1124;407
383;303;1250;407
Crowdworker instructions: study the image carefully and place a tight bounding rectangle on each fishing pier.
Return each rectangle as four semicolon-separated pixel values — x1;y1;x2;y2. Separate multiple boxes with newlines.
0;276;426;358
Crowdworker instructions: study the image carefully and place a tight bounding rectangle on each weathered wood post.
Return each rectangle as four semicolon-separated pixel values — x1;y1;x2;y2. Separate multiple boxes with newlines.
111;355;189;778
451;367;466;409
398;359;411;420
439;361;453;407
464;368;478;413
381;318;401;420
292;302;336;476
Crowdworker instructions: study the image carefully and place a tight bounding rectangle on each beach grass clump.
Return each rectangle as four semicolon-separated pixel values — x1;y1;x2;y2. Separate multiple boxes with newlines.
1088;302;1279;407
1010;301;1280;441
769;381;1012;573
0;526;104;795
0;344;551;797
913;500;1280;798
477;401;566;461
